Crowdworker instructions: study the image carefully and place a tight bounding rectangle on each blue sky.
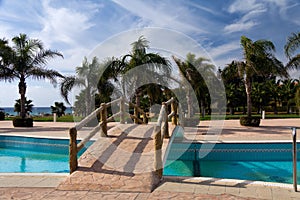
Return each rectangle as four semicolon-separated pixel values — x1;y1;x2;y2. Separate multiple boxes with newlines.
0;0;300;107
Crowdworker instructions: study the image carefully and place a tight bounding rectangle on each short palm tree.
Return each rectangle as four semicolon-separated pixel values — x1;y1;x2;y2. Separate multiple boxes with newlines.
0;33;63;119
238;36;288;118
285;32;300;69
14;98;34;116
51;102;67;117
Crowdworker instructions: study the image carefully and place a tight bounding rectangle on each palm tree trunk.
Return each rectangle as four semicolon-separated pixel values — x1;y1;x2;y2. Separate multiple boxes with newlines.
245;76;252;117
273;99;278;114
18;76;27;119
85;87;92;116
186;88;192;118
201;99;205;118
229;106;234;115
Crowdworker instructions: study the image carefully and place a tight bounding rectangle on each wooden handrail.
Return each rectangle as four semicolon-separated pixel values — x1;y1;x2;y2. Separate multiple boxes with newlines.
105;97;122;108
75;106;104;130
164;97;175;106
77;123;102;151
153;98;179;178
69;95;178;174
69;96;150;173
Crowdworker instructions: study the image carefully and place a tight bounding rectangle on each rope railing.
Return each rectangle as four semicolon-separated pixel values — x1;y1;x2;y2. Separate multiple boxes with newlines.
68;96;149;173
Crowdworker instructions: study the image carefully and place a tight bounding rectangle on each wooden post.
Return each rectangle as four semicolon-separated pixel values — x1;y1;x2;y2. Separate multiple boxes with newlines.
120;97;125;124
154;126;163;178
69;127;78;173
292;127;297;192
134;106;139;124
100;103;107;137
171;101;177;125
143;112;147;124
177;103;184;126
163;103;169;138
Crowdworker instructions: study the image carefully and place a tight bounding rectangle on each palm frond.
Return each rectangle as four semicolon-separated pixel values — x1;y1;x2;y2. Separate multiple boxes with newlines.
31;49;63;66
27;67;64;84
60;76;84;104
286;54;300;70
284;32;300;58
0;65;16;81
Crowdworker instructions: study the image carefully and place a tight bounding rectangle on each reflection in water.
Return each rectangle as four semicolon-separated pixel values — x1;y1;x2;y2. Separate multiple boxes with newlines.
20;157;26;172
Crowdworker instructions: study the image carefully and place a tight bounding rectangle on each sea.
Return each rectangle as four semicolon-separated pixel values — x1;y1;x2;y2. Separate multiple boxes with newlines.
0;107;73;116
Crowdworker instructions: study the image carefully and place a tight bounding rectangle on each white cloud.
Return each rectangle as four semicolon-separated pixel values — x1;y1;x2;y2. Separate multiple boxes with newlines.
224;0;268;34
111;0;207;35
228;0;264;13
34;0;99;47
208;42;241;59
224;21;257;34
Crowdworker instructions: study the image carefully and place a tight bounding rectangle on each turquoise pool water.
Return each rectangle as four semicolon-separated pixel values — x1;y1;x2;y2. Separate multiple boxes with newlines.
164;142;300;184
0;135;93;173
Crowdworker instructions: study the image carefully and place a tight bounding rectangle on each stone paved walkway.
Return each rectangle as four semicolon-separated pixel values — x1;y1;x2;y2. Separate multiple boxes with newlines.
0;187;260;200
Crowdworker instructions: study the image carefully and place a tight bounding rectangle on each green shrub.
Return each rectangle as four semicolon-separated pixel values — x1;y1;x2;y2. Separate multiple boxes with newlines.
13;117;33;127
240;116;260;127
0;111;5;120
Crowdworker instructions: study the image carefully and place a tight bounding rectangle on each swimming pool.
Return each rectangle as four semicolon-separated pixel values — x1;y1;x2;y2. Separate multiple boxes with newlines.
0;135;93;173
163;141;300;184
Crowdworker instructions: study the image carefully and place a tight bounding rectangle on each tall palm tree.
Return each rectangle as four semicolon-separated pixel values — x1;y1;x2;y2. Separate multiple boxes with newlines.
173;53;215;118
284;32;300;69
295;87;300;114
220;61;246;115
0;33;63;118
279;79;299;114
60;57;100;116
108;36;171;107
238;36;288;118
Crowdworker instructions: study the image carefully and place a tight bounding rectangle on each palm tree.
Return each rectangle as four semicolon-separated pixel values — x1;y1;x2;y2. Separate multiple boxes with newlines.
284;32;300;69
279;79;299;114
60;57;100;116
220;61;245;115
266;78;281;114
173;53;215;118
14;98;34;116
295;87;300;114
108;36;171;107
0;33;63;119
238;36;288;118
51;102;67;117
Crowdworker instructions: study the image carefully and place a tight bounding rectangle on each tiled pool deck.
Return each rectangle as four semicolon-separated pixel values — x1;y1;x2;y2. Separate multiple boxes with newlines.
1;119;300;199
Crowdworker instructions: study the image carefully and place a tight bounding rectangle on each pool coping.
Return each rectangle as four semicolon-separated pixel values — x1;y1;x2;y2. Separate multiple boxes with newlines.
0;173;69;188
180;140;297;143
163;175;298;189
0;133;97;140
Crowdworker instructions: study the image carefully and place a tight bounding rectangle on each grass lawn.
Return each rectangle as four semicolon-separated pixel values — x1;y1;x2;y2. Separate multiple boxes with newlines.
3;113;299;122
200;113;300;121
5;115;82;122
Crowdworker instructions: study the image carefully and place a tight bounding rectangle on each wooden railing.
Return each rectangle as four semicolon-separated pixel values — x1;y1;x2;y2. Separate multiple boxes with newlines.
153;97;180;178
69;96;149;173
